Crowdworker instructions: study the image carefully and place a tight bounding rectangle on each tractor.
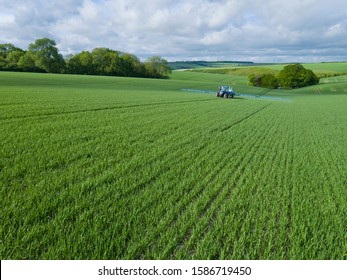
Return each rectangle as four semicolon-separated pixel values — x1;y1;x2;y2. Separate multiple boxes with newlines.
216;86;235;98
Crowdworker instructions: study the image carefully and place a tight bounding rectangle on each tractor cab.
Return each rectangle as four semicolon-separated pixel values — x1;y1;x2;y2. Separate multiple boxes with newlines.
216;86;235;98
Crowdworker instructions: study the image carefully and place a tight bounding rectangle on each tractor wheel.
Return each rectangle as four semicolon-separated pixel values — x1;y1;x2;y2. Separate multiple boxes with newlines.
216;92;219;97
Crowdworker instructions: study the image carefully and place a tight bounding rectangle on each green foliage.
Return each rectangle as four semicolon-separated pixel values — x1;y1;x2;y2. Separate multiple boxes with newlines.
66;49;168;78
28;38;65;73
0;38;169;79
0;43;23;58
1;72;346;259
248;73;278;88
0;43;25;71
261;73;278;88
278;64;319;88
119;53;145;77
17;52;42;72
248;73;260;87
66;51;94;75
144;56;171;78
247;64;320;89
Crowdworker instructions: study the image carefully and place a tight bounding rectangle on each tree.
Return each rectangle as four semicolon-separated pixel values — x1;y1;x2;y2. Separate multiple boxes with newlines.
0;43;25;71
248;74;259;87
120;52;145;77
28;38;65;73
144;56;171;78
261;74;278;89
249;64;320;89
90;48;124;76
18;52;42;72
1;38;171;79
303;69;320;86
66;51;94;74
278;64;319;88
66;48;149;78
0;44;22;58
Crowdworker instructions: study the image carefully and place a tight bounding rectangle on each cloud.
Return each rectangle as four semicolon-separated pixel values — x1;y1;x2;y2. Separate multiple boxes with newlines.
0;14;15;26
1;0;347;62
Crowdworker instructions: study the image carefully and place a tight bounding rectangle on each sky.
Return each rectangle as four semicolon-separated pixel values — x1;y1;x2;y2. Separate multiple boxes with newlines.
1;0;347;62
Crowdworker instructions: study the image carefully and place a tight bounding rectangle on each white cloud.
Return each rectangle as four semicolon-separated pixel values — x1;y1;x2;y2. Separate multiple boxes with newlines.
0;14;15;26
1;0;347;62
325;23;346;38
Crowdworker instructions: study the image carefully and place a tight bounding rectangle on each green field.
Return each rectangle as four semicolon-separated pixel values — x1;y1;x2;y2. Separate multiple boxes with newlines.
190;62;347;79
168;61;254;70
1;70;346;259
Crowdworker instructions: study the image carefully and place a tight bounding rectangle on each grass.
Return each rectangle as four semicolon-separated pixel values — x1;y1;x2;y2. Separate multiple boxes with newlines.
1;70;346;259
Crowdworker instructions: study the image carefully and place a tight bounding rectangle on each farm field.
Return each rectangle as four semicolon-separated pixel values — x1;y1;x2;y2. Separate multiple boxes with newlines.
191;62;347;79
1;71;346;259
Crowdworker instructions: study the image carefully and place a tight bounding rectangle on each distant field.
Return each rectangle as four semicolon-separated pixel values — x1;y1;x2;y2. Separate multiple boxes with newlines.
1;71;346;259
190;62;347;78
169;61;254;70
257;62;347;78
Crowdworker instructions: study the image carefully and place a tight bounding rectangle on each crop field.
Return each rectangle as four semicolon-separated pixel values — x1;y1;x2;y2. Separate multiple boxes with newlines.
1;71;346;259
191;62;347;79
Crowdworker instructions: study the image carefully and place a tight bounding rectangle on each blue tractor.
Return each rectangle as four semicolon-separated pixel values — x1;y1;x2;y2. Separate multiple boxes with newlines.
216;86;236;98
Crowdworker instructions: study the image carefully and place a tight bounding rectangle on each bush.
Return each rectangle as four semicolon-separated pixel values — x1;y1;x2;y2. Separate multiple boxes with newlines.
248;73;278;88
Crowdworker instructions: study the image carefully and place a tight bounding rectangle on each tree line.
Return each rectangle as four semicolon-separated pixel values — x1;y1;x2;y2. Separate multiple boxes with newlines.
0;38;171;78
248;64;320;89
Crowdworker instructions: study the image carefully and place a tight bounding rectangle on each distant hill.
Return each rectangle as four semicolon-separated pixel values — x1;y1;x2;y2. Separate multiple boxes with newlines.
168;61;254;70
